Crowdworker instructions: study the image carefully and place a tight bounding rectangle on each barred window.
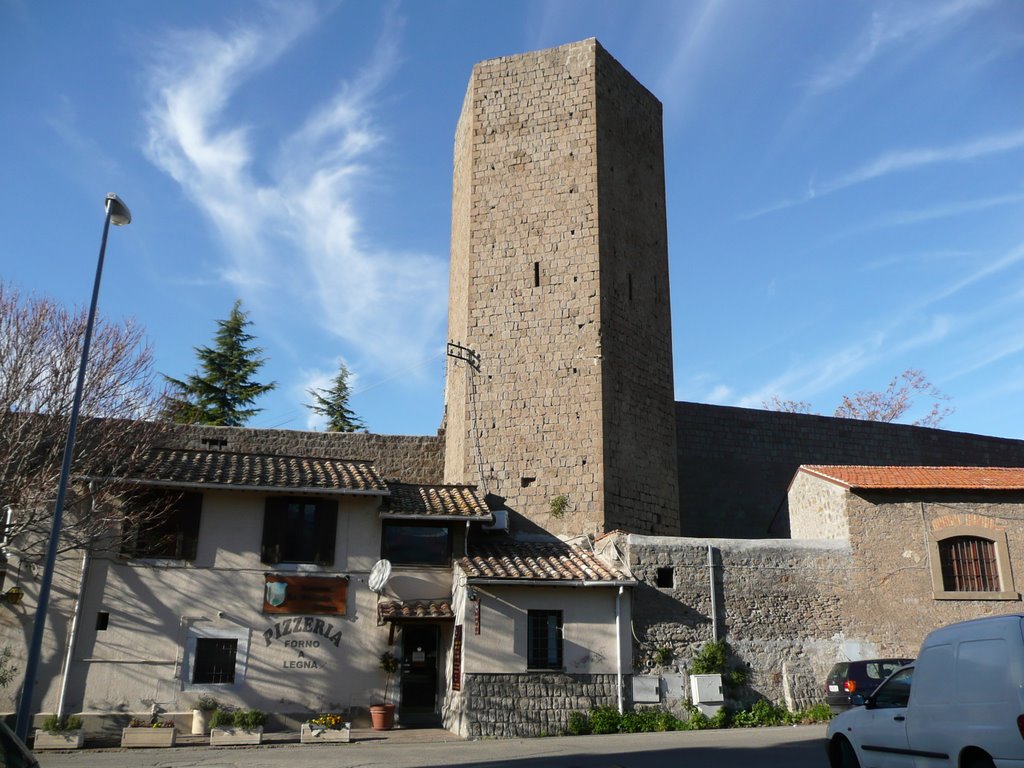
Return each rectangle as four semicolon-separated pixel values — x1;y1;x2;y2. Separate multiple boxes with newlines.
192;638;237;685
527;610;563;670
939;536;999;592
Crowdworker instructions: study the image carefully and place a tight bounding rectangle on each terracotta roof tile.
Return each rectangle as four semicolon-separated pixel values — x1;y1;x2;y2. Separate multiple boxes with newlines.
801;465;1024;491
459;540;632;584
382;483;491;519
127;448;386;493
378;599;454;621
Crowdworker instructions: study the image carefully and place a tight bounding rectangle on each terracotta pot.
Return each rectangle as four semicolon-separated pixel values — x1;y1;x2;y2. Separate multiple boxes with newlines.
369;704;395;731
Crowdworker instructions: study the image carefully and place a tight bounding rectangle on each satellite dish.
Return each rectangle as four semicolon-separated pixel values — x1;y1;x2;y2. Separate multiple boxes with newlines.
368;559;392;594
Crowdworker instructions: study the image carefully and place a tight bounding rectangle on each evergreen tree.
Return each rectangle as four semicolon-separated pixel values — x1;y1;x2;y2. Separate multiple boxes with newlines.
163;300;276;426
306;363;365;432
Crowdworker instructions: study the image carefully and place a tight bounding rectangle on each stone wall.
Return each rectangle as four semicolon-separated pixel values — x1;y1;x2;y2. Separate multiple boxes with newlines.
163;423;445;484
842;490;1024;654
458;672;619;738
624;534;851;709
677;402;1024;539
444;38;678;538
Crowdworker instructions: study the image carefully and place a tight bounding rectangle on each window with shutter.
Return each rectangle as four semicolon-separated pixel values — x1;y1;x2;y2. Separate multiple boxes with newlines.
121;491;202;560
261;497;337;565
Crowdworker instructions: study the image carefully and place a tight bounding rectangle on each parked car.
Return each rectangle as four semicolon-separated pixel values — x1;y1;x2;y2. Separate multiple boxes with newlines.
0;720;39;768
825;657;913;713
826;614;1024;768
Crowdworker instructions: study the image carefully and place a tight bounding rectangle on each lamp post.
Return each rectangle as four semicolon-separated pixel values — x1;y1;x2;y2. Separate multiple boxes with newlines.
15;194;132;741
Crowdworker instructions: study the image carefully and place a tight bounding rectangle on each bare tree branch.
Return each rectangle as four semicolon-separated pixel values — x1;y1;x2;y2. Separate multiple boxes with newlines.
0;282;171;560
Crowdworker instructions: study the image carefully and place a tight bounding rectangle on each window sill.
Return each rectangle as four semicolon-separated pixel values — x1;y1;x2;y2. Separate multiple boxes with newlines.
266;563;331;573
525;667;565;673
932;590;1020;601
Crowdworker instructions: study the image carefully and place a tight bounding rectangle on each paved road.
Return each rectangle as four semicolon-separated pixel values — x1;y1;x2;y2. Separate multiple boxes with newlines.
36;725;828;768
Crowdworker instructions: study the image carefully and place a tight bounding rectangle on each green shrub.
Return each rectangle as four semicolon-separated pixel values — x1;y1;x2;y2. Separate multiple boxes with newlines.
791;702;832;724
41;714;83;733
708;708;731;729
681;705;712;730
652;709;684;731
588;706;621;735
690;641;728;675
209;709;235;729
566;711;589;735
233;709;267;730
192;694;219;712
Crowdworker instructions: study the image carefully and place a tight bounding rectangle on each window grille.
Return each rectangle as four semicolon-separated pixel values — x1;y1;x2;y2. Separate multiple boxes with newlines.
192;638;237;684
939;536;999;592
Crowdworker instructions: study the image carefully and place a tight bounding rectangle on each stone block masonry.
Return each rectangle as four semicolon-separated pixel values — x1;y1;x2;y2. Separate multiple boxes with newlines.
165;423;445;484
677;402;1024;539
444;38;678;539
459;673;619;738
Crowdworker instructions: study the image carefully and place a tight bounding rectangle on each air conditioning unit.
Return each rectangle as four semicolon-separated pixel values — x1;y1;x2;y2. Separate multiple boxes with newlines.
481;509;509;533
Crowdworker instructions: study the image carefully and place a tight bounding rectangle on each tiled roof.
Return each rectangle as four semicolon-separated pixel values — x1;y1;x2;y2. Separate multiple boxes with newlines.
124;448;387;493
459;540;633;584
381;483;492;519
378;599;454;621
801;465;1024;491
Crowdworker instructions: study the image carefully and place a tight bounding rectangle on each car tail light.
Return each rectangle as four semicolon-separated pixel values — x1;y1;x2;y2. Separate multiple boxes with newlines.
1017;714;1024;739
844;680;856;693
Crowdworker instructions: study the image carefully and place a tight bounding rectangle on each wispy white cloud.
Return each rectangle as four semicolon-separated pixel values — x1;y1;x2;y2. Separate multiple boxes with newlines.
805;0;996;95
743;127;1024;219
142;2;446;375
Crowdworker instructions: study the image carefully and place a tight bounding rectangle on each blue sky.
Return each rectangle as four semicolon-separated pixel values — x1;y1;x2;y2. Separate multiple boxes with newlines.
1;0;1022;438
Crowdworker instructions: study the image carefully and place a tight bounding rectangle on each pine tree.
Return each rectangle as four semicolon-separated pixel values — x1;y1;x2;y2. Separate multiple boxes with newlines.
306;363;365;432
163;300;276;426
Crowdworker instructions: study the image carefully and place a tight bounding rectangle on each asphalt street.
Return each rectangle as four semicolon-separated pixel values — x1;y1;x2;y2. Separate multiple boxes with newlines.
36;725;828;768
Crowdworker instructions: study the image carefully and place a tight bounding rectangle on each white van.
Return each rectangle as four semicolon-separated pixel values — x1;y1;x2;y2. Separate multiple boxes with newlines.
826;614;1024;768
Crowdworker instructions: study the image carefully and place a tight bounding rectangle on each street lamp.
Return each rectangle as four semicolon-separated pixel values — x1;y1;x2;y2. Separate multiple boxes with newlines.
15;194;132;740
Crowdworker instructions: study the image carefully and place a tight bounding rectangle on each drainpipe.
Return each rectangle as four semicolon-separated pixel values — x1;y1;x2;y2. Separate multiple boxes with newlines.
707;545;718;643
56;547;89;719
615;586;624;714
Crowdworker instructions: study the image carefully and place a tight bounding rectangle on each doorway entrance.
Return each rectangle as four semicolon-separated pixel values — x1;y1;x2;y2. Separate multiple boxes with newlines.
399;625;439;726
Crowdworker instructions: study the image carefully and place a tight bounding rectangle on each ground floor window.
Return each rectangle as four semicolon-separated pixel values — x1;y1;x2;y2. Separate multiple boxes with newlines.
182;625;250;692
929;524;1018;600
527;610;562;670
193;638;238;684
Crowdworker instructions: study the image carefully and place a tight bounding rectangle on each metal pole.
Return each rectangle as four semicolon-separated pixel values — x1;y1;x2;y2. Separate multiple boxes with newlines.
15;202;114;740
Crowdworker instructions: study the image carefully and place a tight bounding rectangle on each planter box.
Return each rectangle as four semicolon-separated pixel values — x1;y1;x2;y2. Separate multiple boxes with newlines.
301;722;351;743
121;727;177;748
34;730;85;750
210;726;263;747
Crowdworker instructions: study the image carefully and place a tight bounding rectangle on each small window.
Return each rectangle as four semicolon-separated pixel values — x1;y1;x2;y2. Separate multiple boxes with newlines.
192;638;237;685
928;525;1018;600
261;497;337;565
939;536;999;592
121;491;202;560
527;610;563;670
656;567;674;588
96;612;109;631
381;523;450;566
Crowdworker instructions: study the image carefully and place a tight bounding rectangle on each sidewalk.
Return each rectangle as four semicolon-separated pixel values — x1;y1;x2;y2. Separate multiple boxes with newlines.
76;726;461;751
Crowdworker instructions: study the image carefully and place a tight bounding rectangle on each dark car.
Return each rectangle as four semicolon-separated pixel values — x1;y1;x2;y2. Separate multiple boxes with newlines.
825;657;913;713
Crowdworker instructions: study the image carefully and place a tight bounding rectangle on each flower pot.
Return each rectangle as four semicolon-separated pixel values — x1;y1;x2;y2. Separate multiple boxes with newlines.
210;726;263;746
301;722;351;743
121;727;177;748
369;704;395;731
34;729;85;750
191;708;209;735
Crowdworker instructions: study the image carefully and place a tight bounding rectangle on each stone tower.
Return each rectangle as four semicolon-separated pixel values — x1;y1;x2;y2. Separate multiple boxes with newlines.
444;39;679;537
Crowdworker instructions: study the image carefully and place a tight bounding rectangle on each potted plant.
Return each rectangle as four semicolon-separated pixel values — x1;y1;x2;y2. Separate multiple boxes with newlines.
121;717;177;748
369;651;399;731
300;712;351;743
209;708;266;746
34;714;85;750
191;695;218;735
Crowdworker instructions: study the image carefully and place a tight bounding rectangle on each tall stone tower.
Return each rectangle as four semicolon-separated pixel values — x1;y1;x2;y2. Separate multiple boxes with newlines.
444;39;679;537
